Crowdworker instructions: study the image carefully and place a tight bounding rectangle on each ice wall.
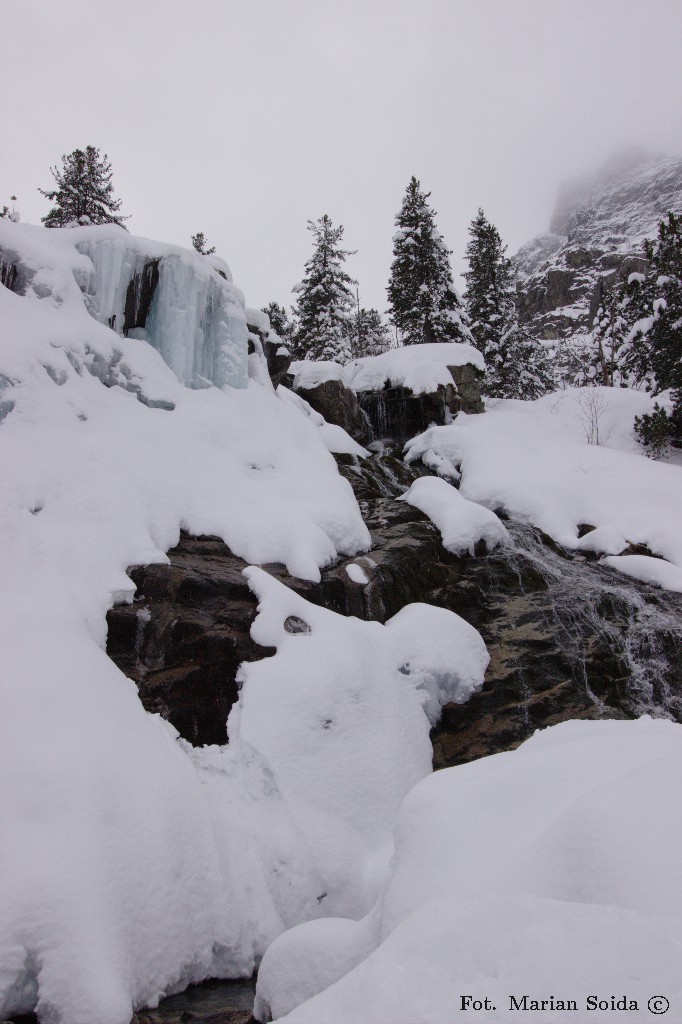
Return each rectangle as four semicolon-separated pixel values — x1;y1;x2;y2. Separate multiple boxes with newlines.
75;231;248;389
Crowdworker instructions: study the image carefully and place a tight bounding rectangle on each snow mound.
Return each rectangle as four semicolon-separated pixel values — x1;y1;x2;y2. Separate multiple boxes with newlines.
259;717;682;1023
602;554;682;592
228;567;489;918
405;387;682;591
291;343;484;399
290;359;346;390
399;476;509;554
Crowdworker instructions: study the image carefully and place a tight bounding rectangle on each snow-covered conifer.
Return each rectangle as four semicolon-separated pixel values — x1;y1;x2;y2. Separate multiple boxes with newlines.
292;215;356;363
39;147;128;228
465;208;551;398
387;177;469;346
589;275;636;387
353;307;391;358
191;231;216;255
623;212;682;447
262;302;297;351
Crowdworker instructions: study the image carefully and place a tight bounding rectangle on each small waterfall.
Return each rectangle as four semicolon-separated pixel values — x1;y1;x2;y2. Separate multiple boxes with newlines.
503;522;682;720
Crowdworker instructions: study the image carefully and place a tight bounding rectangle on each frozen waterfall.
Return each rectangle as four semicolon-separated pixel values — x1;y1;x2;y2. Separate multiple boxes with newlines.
75;231;248;389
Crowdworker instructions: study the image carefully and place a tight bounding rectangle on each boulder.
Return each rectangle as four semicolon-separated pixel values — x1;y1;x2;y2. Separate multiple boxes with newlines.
295;377;368;439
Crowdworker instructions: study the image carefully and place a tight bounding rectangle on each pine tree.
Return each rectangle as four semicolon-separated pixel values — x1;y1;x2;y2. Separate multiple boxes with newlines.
352;307;391;359
1;196;19;222
292;215;356;363
191;231;216;255
39;147;128;227
387;177;469;346
623;212;682;448
464;208;551;398
262;302;297;351
589;275;636;387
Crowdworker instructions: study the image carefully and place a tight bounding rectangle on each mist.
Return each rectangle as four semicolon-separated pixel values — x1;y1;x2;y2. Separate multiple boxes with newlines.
2;0;681;311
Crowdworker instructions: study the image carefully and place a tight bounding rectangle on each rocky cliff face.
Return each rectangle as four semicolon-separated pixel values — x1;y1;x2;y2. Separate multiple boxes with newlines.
107;448;682;766
515;151;682;345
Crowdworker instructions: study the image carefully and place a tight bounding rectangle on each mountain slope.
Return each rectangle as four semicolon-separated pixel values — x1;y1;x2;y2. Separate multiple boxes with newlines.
514;151;682;346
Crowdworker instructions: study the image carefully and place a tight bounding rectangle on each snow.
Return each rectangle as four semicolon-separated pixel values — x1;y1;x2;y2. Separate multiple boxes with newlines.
345;562;369;584
291;342;484;399
291;359;346;390
602;554;682;592
405;387;682;591
245;306;272;334
260;718;682;1024
399;476;509;555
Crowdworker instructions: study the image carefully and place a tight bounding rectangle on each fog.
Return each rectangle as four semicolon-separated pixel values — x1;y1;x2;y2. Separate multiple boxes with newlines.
2;0;681;312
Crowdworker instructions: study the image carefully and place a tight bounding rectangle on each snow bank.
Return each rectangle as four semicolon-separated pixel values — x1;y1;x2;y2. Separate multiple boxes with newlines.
405;387;682;591
291;342;484;398
259;718;682;1023
399;476;509;555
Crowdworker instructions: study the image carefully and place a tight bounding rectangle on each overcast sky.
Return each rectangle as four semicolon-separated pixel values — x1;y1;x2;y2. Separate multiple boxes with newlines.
3;1;682;314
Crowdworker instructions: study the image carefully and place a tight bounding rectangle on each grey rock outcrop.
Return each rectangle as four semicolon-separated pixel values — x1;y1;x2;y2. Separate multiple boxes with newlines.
515;151;682;343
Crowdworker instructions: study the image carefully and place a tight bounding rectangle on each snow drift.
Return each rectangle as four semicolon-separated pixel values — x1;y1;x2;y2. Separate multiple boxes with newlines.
257;717;682;1024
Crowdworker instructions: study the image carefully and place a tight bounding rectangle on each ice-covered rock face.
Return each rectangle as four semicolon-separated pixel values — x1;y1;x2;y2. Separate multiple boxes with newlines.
74;228;249;389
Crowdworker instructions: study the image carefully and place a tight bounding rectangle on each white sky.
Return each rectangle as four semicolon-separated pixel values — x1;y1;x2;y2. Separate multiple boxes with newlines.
2;0;682;314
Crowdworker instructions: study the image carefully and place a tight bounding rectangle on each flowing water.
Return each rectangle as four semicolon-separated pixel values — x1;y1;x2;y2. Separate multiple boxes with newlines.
504;521;682;720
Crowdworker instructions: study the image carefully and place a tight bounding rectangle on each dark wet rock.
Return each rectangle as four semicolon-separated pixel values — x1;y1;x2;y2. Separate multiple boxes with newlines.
449;363;485;414
0;246;31;295
263;338;291;388
134;976;256;1024
358;384;457;443
107;537;270;745
294;378;368;440
124;260;160;334
245;315;292;389
357;365;483;444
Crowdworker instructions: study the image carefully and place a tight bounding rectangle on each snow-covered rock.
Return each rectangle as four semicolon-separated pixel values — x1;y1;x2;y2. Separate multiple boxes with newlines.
0;219;492;1023
292;342;485;398
399;476;509;555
